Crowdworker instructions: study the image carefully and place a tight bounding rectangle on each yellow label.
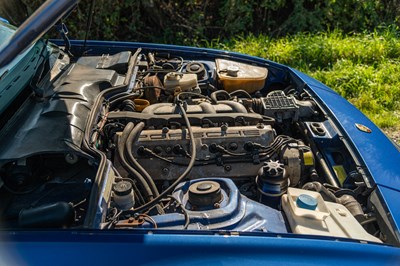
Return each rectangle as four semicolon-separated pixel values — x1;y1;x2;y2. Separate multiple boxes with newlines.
303;151;314;166
333;165;347;184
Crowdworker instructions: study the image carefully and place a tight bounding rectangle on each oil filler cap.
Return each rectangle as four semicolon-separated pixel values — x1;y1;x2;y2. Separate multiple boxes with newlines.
296;194;318;210
186;62;206;78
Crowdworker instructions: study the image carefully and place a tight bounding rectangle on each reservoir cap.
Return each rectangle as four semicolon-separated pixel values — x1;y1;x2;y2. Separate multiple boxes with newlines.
296;194;318;210
227;65;240;77
113;181;133;196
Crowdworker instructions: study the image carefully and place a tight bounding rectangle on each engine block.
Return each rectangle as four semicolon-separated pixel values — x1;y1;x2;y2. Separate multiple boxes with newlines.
131;124;275;180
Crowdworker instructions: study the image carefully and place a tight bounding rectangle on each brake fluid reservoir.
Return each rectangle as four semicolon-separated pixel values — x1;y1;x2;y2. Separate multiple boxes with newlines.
281;188;382;243
113;180;135;211
164;72;199;94
216;59;268;93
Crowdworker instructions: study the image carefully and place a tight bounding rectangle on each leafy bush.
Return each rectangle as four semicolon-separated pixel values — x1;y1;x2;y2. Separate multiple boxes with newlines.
212;28;400;128
19;0;400;44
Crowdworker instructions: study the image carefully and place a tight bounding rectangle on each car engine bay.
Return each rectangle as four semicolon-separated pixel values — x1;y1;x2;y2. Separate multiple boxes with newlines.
0;46;396;245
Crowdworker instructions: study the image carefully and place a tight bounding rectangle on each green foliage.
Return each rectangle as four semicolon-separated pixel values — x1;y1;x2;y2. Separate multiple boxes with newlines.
210;28;400;128
312;59;400;128
21;0;400;44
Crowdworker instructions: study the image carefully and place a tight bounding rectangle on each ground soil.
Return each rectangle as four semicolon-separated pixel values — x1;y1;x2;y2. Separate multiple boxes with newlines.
383;127;400;145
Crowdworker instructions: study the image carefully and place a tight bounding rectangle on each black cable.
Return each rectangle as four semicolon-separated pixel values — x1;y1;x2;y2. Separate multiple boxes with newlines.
142;145;274;166
124;101;196;214
211;90;231;103
141;147;187;165
206;83;218;92
133;182;145;205
211;144;248;156
141;214;158;229
161;62;175;70
142;69;177;74
105;207;119;229
258;135;296;154
120;177;146;206
175;92;214;104
229;89;252;99
109;92;140;108
141;147;210;166
107;92;130;102
125;122;160;197
142;134;292;166
164;195;190;229
117;123;154;201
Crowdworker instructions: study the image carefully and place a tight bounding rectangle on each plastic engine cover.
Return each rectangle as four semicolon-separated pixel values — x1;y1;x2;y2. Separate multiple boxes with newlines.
141;178;287;232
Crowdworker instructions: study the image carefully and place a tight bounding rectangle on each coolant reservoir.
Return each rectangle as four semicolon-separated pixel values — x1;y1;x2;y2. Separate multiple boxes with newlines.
215;59;268;93
164;72;199;94
282;187;382;243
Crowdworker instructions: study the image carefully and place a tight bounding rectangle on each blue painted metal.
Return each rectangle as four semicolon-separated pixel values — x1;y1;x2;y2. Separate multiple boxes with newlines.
289;69;400;232
0;231;399;265
303;119;357;186
291;69;400;191
0;17;9;24
141;178;287;232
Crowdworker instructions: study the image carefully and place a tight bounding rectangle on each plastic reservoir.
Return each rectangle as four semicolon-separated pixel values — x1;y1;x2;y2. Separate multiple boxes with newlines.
215;59;268;93
282;187;382;243
164;72;198;93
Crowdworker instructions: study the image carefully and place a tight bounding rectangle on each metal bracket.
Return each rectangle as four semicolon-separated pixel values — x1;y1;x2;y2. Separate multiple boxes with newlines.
56;22;72;56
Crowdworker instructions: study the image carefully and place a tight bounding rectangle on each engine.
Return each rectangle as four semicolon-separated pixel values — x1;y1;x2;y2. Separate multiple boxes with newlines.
0;49;390;245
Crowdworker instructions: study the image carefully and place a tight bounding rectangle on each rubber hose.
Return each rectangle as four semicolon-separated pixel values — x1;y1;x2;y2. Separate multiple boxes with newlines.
211;90;230;103
125;122;160;197
302;182;337;202
117;123;154;201
125;102;196;214
302;181;364;221
110;94;137;108
229;89;252;99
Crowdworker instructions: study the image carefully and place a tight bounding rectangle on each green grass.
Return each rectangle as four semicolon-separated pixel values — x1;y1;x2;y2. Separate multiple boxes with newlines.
207;28;400;128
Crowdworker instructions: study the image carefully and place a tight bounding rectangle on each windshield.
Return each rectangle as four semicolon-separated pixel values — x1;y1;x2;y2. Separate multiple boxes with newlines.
0;21;18;74
0;21;45;116
0;21;15;43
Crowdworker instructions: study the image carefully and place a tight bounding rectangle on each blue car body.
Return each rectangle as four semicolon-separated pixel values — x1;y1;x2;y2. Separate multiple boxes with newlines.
0;1;399;265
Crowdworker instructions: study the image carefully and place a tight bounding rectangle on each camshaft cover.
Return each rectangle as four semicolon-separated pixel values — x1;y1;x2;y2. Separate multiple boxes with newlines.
131;124;274;180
